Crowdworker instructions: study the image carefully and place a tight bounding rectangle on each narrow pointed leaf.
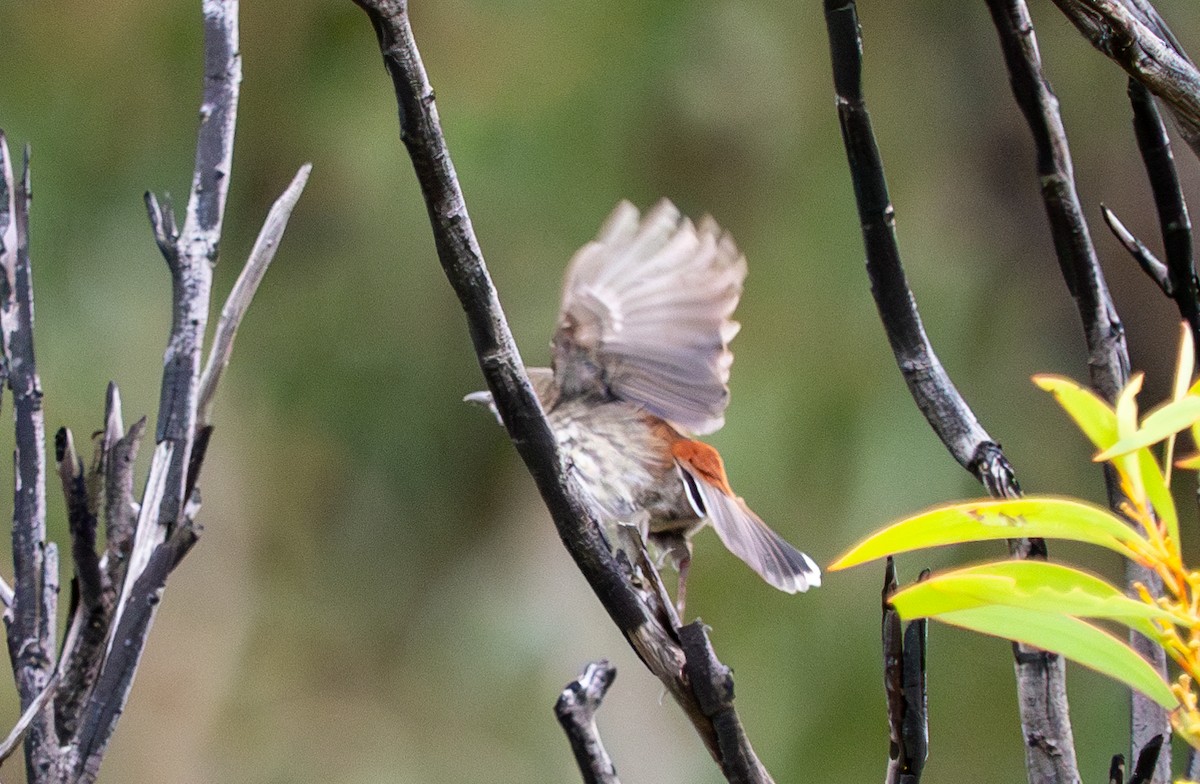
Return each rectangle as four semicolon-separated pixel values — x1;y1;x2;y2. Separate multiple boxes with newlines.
1166;322;1195;482
889;561;1175;640
928;605;1176;709
1034;374;1117;449
1094;395;1200;461
1138;447;1180;553
829;497;1148;571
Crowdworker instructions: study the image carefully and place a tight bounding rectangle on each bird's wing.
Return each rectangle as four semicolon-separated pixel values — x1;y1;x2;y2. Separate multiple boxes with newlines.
673;440;820;594
554;199;746;435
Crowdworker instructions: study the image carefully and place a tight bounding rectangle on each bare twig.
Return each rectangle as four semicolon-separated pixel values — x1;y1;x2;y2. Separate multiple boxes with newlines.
197;162;311;428
1101;206;1172;295
1127;735;1165;784
823;4;1079;782
102;387;143;603
0;672;58;768
351;2;777;780
0;136;60;779
883;559;927;784
1050;0;1200;157
56;429;103;615
984;1;1167;777
556;661;621;784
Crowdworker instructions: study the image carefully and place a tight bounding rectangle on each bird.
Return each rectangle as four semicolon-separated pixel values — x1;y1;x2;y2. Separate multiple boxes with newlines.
466;199;820;610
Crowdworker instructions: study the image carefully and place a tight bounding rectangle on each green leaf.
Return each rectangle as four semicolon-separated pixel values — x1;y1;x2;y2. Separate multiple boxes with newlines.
1094;395;1200;461
1138;447;1180;553
1166;322;1195;481
829;497;1149;571
926;605;1176;710
1033;374;1117;450
890;561;1175;641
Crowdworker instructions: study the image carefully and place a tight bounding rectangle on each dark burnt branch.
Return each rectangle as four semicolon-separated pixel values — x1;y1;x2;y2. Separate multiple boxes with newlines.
72;523;199;783
55;429;103;615
678;623;773;784
1127;735;1165;784
984;1;1169;776
350;2;774;780
103;407;144;605
883;559;927;784
1050;0;1200;157
0;137;60;779
824;4;1079;782
1127;77;1199;348
556;661;621;784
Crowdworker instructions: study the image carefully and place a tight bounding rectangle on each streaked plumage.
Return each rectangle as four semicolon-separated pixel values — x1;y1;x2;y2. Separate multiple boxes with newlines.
469;199;820;600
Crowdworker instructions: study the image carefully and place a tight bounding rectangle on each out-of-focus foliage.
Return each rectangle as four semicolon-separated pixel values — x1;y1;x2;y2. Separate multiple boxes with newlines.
0;0;1199;782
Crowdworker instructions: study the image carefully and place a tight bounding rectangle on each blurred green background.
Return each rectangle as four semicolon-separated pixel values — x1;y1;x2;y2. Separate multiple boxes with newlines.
0;0;1198;781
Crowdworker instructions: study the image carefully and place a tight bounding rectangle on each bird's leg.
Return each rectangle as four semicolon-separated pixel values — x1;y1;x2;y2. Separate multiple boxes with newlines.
675;554;691;617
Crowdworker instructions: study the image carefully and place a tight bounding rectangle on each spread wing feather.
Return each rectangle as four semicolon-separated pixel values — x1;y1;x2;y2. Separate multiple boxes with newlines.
555;199;746;435
677;460;820;593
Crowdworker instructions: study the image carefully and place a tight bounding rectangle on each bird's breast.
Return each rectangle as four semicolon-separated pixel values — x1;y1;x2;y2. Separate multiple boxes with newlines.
547;400;696;526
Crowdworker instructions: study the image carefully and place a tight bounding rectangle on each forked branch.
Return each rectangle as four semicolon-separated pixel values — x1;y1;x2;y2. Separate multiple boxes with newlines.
351;1;776;780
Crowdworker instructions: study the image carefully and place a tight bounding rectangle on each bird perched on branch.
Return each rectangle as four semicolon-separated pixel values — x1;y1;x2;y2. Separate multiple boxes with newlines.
467;199;820;609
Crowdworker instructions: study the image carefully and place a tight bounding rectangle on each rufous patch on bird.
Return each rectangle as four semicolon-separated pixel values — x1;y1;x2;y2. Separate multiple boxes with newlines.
671;440;734;497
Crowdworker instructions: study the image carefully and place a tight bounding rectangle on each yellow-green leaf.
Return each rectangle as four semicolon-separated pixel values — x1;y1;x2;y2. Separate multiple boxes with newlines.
1167;322;1195;481
1094;395;1200;461
829;497;1148;571
1033;375;1117;450
889;561;1175;641
926;605;1176;709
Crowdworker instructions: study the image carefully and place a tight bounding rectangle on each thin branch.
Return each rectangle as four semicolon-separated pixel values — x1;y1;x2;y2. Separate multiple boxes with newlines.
984;1;1167;777
1127;76;1200;350
556;661;621;784
103;410;145;601
197;162;311;428
71;523;199;783
0;672;58;768
55;429;103;615
146;0;240;551
883;559;927;784
823;4;1079;783
350;2;776;780
1101;205;1172;295
0;137;59;779
1050;0;1200;158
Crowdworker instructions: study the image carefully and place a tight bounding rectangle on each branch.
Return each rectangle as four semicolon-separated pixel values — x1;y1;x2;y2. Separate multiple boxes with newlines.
71;523;199;782
1127;735;1165;784
984;1;1166;776
0;672;58;768
1049;0;1200;158
556;661;621;784
1101;205;1172;296
350;2;776;780
1127;75;1199;350
0;136;59;778
883;559;927;784
197;162;311;428
823;4;1079;782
